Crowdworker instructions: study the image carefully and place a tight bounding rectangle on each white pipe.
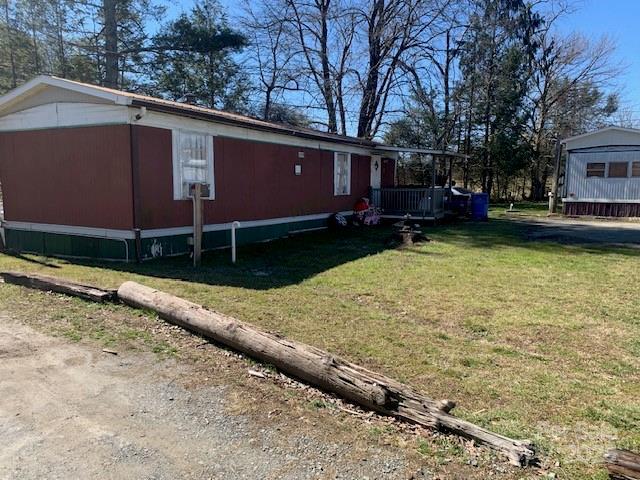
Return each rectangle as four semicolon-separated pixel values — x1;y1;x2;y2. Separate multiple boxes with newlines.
231;221;241;264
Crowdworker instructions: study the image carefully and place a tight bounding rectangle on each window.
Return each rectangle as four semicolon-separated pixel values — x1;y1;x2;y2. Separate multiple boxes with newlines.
608;161;628;178
632;161;640;177
586;162;605;177
334;152;351;195
172;130;214;200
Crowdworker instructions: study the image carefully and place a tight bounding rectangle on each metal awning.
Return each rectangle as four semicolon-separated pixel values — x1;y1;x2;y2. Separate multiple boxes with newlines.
372;145;469;158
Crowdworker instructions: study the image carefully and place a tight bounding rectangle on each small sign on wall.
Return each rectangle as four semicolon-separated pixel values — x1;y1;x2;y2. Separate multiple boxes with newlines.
295;164;302;175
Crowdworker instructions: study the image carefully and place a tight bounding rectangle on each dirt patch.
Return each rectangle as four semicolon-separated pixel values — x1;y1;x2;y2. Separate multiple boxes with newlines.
0;319;420;480
0;285;543;479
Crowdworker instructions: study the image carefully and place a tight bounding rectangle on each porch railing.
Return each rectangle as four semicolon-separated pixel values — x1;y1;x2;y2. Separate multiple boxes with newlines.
370;187;447;218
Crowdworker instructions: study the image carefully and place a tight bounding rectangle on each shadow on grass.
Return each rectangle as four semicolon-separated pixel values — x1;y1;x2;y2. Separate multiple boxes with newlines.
76;227;399;290
25;217;640;291
4;250;62;268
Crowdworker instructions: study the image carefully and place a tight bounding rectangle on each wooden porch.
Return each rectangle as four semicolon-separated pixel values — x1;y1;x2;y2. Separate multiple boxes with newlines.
370;187;448;220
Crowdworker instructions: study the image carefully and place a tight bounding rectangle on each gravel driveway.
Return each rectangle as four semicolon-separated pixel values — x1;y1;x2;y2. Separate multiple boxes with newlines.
514;216;640;246
0;320;416;480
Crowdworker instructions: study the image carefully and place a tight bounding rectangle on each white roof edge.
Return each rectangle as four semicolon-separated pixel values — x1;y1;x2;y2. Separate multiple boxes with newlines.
373;145;469;158
561;126;640;145
0;75;132;114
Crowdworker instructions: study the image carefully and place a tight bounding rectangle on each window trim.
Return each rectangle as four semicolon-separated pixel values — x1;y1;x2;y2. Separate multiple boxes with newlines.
172;130;215;200
607;161;629;178
585;162;605;178
333;151;352;196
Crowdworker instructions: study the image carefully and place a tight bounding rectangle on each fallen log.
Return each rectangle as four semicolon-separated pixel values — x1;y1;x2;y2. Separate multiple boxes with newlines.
605;449;640;480
0;271;116;302
117;281;536;466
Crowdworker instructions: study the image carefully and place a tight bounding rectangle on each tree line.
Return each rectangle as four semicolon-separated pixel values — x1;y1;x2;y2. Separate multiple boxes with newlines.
0;0;628;199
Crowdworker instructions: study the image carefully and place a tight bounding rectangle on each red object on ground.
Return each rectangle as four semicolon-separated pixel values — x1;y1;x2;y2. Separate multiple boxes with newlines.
354;198;369;213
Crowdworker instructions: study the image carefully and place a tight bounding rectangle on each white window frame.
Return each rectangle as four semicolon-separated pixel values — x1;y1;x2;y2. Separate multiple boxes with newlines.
333;151;351;196
172;129;215;200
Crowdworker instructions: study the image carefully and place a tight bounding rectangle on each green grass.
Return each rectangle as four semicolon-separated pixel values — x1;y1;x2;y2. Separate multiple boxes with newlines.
0;217;638;478
491;200;554;217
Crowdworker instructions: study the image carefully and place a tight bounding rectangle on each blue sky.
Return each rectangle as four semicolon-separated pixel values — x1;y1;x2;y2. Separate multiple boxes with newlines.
165;0;640;122
556;0;640;116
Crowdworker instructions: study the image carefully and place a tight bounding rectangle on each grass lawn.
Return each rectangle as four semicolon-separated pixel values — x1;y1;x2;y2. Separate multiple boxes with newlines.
491;200;554;217
0;212;638;478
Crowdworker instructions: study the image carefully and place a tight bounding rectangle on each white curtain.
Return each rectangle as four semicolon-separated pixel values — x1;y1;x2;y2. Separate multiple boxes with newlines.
180;132;208;184
334;153;350;195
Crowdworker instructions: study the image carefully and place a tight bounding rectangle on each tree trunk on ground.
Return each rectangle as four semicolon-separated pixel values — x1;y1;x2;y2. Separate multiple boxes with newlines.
605;449;640;480
117;281;536;467
0;271;116;302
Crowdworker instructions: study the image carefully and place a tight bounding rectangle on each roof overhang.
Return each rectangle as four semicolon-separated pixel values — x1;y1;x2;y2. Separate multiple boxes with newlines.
0;75;132;115
128;97;377;149
373;145;469;158
0;76;377;149
561;126;640;150
0;76;469;156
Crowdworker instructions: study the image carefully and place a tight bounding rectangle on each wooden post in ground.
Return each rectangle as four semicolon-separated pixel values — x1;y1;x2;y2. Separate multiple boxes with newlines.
191;183;203;267
549;139;562;215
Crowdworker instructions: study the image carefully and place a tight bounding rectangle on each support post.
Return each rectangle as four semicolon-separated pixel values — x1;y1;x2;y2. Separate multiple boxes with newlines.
134;228;142;263
191;183;203;267
549;139;562;215
429;154;436;218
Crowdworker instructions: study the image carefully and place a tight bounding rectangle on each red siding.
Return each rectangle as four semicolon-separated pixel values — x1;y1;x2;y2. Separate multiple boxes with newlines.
133;126;371;229
381;157;396;187
0;126;134;229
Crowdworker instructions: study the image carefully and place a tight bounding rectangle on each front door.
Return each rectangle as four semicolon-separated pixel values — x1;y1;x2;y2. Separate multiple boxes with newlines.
370;155;381;189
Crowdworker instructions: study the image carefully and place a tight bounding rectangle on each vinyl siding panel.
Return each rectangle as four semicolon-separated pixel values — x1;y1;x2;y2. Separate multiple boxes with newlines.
0;125;134;229
565;150;640;202
133;126;371;229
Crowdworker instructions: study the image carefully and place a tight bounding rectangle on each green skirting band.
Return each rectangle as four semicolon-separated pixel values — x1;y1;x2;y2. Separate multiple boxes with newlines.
4;217;329;262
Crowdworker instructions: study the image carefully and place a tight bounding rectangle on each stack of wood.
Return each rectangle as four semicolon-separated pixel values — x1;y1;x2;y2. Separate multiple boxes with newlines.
605;449;640;480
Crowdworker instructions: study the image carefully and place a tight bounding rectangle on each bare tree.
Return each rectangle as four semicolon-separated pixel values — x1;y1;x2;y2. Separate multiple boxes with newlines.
526;29;620;199
353;0;449;139
240;0;301;121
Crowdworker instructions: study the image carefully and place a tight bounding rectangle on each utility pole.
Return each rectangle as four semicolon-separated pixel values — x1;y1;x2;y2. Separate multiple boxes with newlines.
549;138;563;215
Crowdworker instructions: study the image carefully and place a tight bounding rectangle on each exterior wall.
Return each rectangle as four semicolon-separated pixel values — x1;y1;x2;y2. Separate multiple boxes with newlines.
564;202;640;217
0;103;131;131
564;148;640;203
0;125;134;229
381;157;396;187
133;125;371;230
0;113;375;261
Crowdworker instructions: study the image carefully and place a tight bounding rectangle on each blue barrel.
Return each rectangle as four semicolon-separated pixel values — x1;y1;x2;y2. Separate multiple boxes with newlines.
471;193;489;220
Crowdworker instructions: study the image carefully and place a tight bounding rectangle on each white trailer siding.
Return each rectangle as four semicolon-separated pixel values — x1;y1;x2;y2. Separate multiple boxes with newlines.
565;148;640;203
